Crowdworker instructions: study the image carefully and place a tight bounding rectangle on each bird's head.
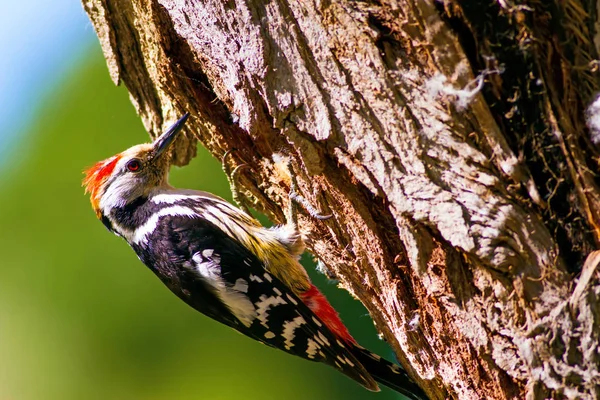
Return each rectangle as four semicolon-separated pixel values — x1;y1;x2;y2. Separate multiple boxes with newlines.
83;113;189;218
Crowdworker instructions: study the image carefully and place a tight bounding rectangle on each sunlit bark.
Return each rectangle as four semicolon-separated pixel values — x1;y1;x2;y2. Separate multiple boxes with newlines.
83;1;600;398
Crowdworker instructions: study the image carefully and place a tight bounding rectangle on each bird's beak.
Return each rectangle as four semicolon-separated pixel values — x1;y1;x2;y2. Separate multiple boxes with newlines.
153;113;190;159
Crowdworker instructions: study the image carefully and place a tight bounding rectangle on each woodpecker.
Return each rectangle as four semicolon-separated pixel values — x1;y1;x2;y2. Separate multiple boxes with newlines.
83;113;427;400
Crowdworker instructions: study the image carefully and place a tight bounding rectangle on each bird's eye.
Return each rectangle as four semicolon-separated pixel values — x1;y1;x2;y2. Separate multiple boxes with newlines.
126;159;141;172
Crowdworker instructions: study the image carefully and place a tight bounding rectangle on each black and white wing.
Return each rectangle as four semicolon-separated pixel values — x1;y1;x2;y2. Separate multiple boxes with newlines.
134;214;380;391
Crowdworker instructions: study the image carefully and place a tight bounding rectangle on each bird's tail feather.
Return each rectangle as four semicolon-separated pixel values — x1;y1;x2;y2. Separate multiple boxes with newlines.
351;346;428;400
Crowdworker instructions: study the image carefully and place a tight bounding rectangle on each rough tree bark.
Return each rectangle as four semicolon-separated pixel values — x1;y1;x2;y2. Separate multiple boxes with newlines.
82;1;600;399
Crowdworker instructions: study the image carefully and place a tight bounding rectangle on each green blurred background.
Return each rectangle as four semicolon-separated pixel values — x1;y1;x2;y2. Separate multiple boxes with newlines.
0;3;404;399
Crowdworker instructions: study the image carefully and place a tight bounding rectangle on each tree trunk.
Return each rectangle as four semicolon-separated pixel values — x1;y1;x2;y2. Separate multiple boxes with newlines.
82;0;600;398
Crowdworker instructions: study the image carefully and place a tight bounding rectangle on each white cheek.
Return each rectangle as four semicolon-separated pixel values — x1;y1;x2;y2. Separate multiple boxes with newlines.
99;175;143;211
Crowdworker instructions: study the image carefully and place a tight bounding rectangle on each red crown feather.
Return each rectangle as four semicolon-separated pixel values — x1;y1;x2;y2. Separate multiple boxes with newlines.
83;155;121;217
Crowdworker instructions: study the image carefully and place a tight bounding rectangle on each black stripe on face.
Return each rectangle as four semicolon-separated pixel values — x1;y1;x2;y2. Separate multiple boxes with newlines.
100;214;114;231
109;196;154;231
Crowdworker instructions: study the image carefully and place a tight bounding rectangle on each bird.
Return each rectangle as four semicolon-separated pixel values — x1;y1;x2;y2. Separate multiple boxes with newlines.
83;113;427;400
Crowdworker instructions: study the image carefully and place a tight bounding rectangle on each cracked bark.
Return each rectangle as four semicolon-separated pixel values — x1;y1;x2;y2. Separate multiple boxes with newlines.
82;0;600;399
